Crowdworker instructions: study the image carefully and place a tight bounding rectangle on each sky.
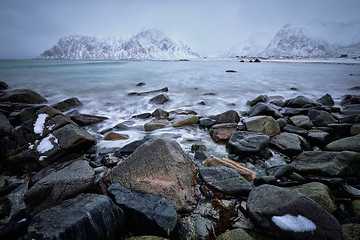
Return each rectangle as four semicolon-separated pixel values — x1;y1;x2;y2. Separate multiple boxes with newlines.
0;0;359;59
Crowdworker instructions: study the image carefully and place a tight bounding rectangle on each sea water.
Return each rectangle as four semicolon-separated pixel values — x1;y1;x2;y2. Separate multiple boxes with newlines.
1;59;359;160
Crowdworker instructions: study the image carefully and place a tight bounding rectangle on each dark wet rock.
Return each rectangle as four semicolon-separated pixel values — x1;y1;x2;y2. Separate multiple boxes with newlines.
281;108;309;116
290;115;314;129
340;114;360;123
0;112;13;138
152;108;169;118
307;130;331;147
115;138;149;156
270;99;286;107
129;237;168;240
266;165;296;179
99;139;198;213
0;81;9;90
0;89;47;104
209;123;238;142
227;131;270;156
248;102;283;118
113;122;131;131
243;116;280;137
172;115;199;127
108;183;178;238
342;223;360;240
0;210;30;240
132;112;151;119
350;124;360;135
216;228;255;240
316;94;334;106
247;184;342;240
101;154;121;167
276;118;288;128
136;82;146;87
328;123;353;136
203;92;216;96
149;94;170;104
129;87;168;96
210;110;240;124
287;182;337;214
254;58;261;62
285;95;319;108
194;151;207;161
349;200;360;219
226;70;236;72
103;132;128;141
325;134;360;152
191;144;206;153
199;118;216;128
270;132;310;155
290;151;360;177
246;95;269;107
342;104;360;115
11;105;48;125
51;97;83;112
144;119;170;131
28;193;125;240
70;113;108;126
308;109;337;126
199;166;253;196
0;197;11;219
169;109;197;115
341;95;360;106
283;124;308;136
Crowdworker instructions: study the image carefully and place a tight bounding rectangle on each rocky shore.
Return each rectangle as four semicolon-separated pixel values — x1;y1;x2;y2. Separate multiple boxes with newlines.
0;80;360;239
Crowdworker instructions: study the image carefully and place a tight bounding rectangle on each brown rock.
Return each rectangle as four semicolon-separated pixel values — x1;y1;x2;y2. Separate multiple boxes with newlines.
243;115;280;137
209;123;237;142
172;115;199;127
103;132;129;141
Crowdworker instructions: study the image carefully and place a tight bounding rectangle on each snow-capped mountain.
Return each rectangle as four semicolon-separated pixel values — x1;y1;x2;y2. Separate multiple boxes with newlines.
38;29;200;60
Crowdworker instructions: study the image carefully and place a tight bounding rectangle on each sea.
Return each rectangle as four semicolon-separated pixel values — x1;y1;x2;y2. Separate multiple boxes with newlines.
1;59;359;169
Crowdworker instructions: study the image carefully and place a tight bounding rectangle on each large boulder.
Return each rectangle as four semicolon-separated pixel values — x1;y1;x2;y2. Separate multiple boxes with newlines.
248;102;283;118
282;124;308;136
0;112;13;138
270;132;310;155
28;193;125;240
308;109;337;126
290;151;360;177
0;89;47;104
227;131;270;155
209;123;237;142
108;183;178;238
243;116;280;137
317;94;334;106
290;115;314;129
341;95;360;106
51;97;83;112
210;110;240;124
99;139;198;213
307;130;331;147
247;184;342;240
342;104;360;115
285;95;319;108
325;134;360;152
24;159;95;217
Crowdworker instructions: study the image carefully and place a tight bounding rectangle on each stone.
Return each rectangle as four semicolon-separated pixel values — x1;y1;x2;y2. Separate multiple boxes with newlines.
136;82;146;86
285;95;319;108
247;95;269;106
308;109;337;126
317;94;334;106
99;139;198;213
0;197;11;219
349;200;360;219
199;118;216;128
152;108;169;118
70;113;108;126
243;115;280;137
342;104;360;115
341;223;360;240
276;118;288;128
287;182;337;214
216;228;255;240
325;134;360;152
307;130;331;147
290;151;360;177
101;154;122;167
350;124;360;135
149;94;170;104
282;108;309;116
204;155;256;182
51;97;83;112
0;112;13;138
271;99;286;107
0;89;47;104
210;110;240;124
226;70;236;72
103;132;129;141
247;184;342;240
169;109;197;115
144;119;170;131
341;95;360;106
132;112;151;119
108;183;178;238
227;131;270;155
282;124;308;136
130;87;168;96
209;123;238;142
270;132;310;155
24;159;95;217
28;193;125;240
0;81;9;90
248;102;283;118
290;115;314;129
129;237;168;240
191;144;206;153
340;114;360;123
172;115;199;127
199;166;253;196
115;138;149;156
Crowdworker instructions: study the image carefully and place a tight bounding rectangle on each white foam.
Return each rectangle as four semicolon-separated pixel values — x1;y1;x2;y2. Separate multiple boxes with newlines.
272;214;316;232
34;114;48;136
37;134;58;153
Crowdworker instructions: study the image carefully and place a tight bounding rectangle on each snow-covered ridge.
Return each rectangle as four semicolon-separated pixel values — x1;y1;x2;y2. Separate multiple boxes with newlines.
38;29;201;60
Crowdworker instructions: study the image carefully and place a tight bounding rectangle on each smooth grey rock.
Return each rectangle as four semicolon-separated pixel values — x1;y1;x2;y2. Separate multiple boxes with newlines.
227;131;270;155
0;89;47;104
341;95;360;106
308;109;337;126
285;95;319;108
248;102;283;118
152;108;169;118
149;94;170;104
325;134;360;152
290;115;314;129
283;124;308;136
199;118;216;128
342;104;360;115
350;124;360;135
277;118;288;128
144;119;170;131
51;97;83;112
316;94;334;106
270;132;309;155
307;131;331;147
209;123;237;142
210;110;240;124
246;95;269;106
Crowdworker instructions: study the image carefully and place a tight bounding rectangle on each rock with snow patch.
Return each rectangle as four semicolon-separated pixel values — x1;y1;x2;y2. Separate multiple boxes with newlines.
51;97;83;112
210;110;240;124
243;115;280;137
227;131;270;155
0;89;47;104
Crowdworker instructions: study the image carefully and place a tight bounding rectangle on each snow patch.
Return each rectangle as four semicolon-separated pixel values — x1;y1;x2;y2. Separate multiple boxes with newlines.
272;214;316;232
47;124;56;131
18;218;27;223
39;156;47;161
34;114;48;136
36;134;58;153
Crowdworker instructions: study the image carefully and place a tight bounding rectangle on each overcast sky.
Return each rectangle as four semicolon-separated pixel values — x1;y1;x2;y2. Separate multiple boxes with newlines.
0;0;359;59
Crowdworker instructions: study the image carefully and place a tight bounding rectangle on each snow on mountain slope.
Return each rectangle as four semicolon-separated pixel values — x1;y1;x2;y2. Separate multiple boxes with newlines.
38;29;200;60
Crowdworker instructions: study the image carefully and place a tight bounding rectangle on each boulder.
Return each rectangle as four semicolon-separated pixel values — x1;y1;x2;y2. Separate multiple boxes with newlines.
308;109;337;126
285;95;319;108
51;97;83;112
227;131;270;155
247;184;342;240
290;115;314;129
340;114;360;123
130;87;168;96
282;124;308;136
152;108;169;118
243;116;280;137
317;94;334;106
108;184;178;238
209;123;237;142
172;115;199;127
28;193;125;240
325;134;360;152
342;104;360;115
103;132;128;141
199;166;253;196
149;94;170;104
101;154;122;167
271;99;286;107
307;130;331;147
349;199;360;219
24;159;95;217
277;118;288;128
248;102;283;118
210;110;240;124
70;113;108;126
246;95;269;107
204;155;256;182
350;124;360;135
0;81;9;90
341;95;360;106
115;138;149;156
282;108;309;117
270;132;310;155
216;228;255;240
0;89;47;104
287;182;337;214
290;151;360;177
341;223;360;240
99;139;198;213
144;119;170;131
0;112;13;138
199;118;216;128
